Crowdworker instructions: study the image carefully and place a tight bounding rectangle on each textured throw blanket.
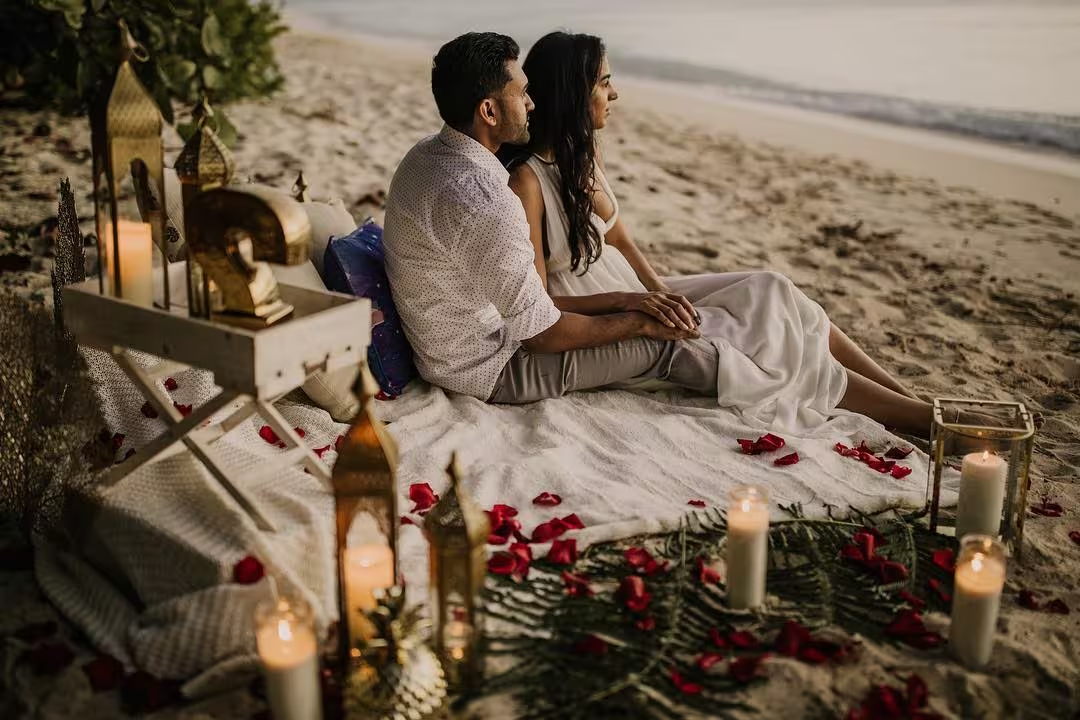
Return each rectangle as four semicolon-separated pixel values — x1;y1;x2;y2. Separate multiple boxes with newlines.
34;351;953;697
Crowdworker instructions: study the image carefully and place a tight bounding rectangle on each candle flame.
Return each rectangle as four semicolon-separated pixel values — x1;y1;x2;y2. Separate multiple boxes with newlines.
981;450;989;462
971;553;985;573
277;619;293;642
740;499;751;513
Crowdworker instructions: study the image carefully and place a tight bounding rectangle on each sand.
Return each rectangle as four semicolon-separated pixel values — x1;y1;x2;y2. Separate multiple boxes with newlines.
1;29;1078;719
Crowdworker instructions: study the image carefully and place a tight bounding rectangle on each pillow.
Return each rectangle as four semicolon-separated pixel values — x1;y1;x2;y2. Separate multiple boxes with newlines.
301;198;355;277
323;221;417;397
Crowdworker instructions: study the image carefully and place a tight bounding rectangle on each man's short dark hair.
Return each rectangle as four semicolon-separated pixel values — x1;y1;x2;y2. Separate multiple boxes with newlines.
431;32;520;131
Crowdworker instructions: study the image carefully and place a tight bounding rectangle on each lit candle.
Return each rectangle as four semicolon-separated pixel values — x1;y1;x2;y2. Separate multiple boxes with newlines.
726;486;769;609
343;544;394;643
102;220;154;306
254;597;322;720
949;534;1006;669
443;619;471;663
956;451;1007;538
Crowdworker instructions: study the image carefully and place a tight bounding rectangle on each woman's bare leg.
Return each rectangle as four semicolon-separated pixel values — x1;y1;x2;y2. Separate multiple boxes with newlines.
829;325;920;400
837;369;933;438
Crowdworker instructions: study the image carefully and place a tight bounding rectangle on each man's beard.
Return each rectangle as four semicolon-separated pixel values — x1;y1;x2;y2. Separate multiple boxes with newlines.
503;120;529;146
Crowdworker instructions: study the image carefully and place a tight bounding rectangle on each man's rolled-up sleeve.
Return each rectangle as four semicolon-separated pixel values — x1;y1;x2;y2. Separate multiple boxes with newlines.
455;208;561;343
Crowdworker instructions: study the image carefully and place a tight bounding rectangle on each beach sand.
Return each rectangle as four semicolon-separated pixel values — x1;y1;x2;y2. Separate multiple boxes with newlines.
1;30;1078;718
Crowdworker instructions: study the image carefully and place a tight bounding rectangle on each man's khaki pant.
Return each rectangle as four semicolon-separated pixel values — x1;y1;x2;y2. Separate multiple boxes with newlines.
489;337;720;404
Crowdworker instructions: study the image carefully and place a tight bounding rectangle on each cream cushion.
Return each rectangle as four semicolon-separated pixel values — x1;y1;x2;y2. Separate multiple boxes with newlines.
302;198;356;276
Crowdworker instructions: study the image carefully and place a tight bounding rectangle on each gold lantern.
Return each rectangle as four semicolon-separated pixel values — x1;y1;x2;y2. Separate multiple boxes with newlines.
331;361;399;662
926;398;1035;557
424;454;490;693
90;20;170;309
175;96;235;318
292;170;312;202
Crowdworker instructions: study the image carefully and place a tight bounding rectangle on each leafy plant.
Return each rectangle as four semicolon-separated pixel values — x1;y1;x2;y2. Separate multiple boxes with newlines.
0;0;285;133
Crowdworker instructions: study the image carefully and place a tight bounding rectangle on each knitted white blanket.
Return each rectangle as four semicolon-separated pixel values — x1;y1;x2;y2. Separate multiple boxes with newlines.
34;351;952;698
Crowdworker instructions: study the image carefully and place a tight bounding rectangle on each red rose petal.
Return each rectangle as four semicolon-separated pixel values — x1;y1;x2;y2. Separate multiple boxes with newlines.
313;445;331;459
906;673;929;709
408;483;439;514
140;401;159;419
400;516;415;526
1069;530;1080;547
120;671;181;714
1046;598;1070;615
877;560;909;584
1031;501;1064;517
293;427;306;439
729;654;769;684
635;616;656;632
885;446;914;460
618;576;652;613
905;632;944;650
890;465;913;479
931;548;956;573
1018;589;1041;610
758;433;786;451
738;438;760;455
709;626;727;648
22;641;75;675
688;499;707;508
233;555;265;585
775;620;811;657
669;668;703;695
110;433;125;451
696;556;721;585
774;451;800;466
798;646;829;665
561;513;585;530
885;608;927;637
508;542;533;582
83;653;125;692
258;426;281;445
163;377;178;391
728;630;759;649
696;652;724;671
899;590;926;611
488;552;517;576
532;518;569;543
173;402;192;417
573;634;608;655
546;539;577;566
562;571;594;597
625;547;653;568
928;578;951;604
532;492;562;507
492;503;519;518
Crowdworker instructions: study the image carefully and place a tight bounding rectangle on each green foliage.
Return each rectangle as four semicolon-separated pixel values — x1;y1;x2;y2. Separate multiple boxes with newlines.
478;509;957;719
0;0;286;126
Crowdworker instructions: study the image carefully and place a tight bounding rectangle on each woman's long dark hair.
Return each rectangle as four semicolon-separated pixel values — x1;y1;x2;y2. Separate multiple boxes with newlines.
501;32;606;274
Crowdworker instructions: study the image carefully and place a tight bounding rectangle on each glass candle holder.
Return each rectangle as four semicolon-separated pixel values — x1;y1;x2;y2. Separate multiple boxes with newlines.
254;596;322;720
927;398;1034;557
725;486;769;610
949;534;1007;670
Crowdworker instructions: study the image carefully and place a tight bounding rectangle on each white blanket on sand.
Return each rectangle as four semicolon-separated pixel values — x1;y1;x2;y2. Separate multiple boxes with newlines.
34;352;952;697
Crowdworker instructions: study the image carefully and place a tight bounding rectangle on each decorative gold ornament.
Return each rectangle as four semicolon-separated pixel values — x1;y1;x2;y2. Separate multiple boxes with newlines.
90;20;170;308
184;185;311;326
424;453;490;694
926;398;1035;558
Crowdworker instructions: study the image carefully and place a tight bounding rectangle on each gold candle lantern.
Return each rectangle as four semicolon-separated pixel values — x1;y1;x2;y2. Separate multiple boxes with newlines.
423;453;490;693
331;362;399;663
292;170;312;202
175;96;235;318
90;20;170;309
927;398;1035;558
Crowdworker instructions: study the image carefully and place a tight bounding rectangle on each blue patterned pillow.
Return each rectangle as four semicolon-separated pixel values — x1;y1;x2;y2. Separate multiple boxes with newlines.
323;220;417;397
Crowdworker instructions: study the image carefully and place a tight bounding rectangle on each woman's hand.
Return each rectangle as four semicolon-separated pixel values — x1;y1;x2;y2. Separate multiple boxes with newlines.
620;291;699;331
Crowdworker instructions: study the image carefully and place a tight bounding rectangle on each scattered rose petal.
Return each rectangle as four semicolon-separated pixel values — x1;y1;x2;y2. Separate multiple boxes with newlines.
173;402;192;417
120;671;181;714
1018;589;1041;610
696;556;721;585
876;560;909;584
313;445;331;459
561;513;585;530
573;634;608;655
140;401;159;419
532;492;562;507
729;654;769;684
775;620;811;657
885;609;943;649
617;576;652;613
931;548;956;573
1070;530;1080;547
1031;500;1064;518
546;539;577;566
928;578;951;604
890;465;913;479
487;504;523;545
669;668;703;695
258;426;281;445
907;673;930;710
408;483;439;514
728;630;759;649
738;433;786;455
233;555;265;585
774;452;800;466
163;377;178;391
709;626;727;649
1046;599;1070;615
83;653;125;692
293;427;306;439
688;499;707;508
624;546;668;576
110;433;125;451
400;516;415;526
531;518;569;543
635;616;656;632
885;446;914;460
13;621;58;643
508;542;533;582
22;641;75;675
899;590;926;611
561;571;594;597
487;553;517;576
696;652;724;671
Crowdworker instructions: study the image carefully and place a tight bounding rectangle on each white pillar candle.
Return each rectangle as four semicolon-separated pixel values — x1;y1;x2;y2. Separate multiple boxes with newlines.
443;619;472;662
956;451;1007;538
949;535;1007;669
255;599;322;720
726;486;769;610
344;544;394;643
102;220;154;307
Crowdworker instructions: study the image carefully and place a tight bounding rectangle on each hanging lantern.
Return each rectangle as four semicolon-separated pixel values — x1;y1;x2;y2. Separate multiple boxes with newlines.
292;170;311;202
175;96;234;318
90;20;169;309
331;361;399;662
424;453;490;694
926;398;1035;558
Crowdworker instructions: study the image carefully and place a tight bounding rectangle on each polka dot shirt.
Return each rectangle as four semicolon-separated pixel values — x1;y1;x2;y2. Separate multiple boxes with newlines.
382;125;561;400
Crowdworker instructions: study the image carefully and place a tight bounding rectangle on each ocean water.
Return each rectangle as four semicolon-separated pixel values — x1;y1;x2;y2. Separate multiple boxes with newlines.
286;0;1080;155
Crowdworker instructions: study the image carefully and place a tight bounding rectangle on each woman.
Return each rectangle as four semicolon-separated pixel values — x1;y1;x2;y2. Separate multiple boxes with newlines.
502;31;938;436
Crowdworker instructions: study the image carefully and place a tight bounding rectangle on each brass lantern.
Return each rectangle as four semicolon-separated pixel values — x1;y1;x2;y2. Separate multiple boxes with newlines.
90;20;169;309
424;453;490;693
331;361;399;662
175;96;235;318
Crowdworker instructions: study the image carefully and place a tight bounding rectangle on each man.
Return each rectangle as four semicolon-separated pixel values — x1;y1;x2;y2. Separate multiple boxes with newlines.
382;32;721;404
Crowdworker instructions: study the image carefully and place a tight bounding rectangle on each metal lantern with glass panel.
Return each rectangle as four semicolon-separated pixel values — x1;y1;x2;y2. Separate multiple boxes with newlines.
424;454;490;694
927;398;1035;557
90;20;170;309
175;96;234;318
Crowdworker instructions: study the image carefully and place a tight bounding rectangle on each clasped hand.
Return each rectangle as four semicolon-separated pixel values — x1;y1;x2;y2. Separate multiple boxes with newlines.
620;290;700;333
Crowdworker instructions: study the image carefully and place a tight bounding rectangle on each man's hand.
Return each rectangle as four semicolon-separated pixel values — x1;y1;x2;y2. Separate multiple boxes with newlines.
620;291;699;331
635;312;701;341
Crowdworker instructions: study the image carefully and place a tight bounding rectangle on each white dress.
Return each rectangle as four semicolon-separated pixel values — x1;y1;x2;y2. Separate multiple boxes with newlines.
524;155;849;432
